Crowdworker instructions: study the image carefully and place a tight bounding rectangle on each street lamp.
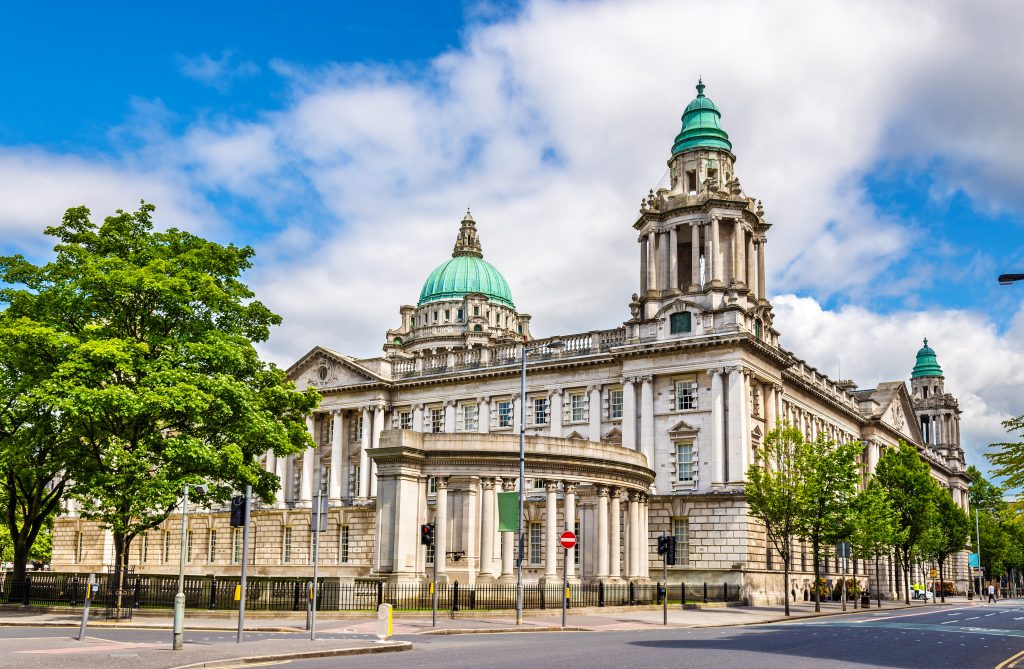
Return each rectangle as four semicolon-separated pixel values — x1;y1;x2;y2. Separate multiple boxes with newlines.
516;338;564;626
998;274;1024;285
173;483;208;650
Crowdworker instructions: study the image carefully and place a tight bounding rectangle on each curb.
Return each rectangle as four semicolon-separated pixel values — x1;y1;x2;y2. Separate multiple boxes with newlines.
169;640;412;669
421;626;589;635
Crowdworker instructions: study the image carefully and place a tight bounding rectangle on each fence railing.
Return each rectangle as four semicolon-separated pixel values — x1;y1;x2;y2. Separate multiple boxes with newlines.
0;573;741;612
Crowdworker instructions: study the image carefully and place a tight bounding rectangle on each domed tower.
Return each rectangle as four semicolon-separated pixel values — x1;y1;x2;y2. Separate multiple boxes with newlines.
384;210;532;356
910;338;965;470
627;80;776;347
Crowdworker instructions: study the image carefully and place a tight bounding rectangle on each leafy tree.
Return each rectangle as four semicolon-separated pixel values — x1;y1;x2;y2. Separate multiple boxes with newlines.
874;441;939;604
967;465;1005;515
849;481;903;608
988;415;1024;490
746;423;805;616
796;434;861;612
921;489;971;602
1;203;319;603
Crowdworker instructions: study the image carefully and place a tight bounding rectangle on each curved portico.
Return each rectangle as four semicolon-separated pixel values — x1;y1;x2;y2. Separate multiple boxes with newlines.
368;431;654;584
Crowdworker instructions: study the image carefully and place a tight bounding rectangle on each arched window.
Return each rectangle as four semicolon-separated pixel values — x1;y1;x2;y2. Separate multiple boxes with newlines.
474;324;483;332
670;311;691;334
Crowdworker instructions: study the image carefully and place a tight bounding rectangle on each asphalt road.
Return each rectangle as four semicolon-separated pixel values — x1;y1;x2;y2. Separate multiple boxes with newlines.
280;600;1024;669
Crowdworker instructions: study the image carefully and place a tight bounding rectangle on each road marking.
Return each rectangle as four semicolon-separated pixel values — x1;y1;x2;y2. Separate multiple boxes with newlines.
966;617;981;621
854;606;974;623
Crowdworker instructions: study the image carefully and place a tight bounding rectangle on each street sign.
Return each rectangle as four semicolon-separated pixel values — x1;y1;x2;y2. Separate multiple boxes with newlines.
559;530;577;550
969;552;980;568
837;542;850;558
929;569;937;579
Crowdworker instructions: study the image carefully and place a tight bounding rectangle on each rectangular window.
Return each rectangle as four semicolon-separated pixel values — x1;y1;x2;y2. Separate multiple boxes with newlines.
531;478;545;490
341;525;350;564
283;527;292;564
570;393;586;422
75;532;83;563
162;531;170;564
529;522;543;565
766;546;774;570
233;529;242;564
609;389;623;419
676;443;695;482
670;312;692;334
675;380;698;410
444;309;450;321
399;411;412;429
430;408;444;433
208;529;217;563
354;417;364;441
801;545;806;571
497;401;512;428
187;531;194;563
473;305;480;316
351;465;360;497
672;518;690;566
533;397;548;425
427;476;437;494
463;404;478;431
457;308;464;322
141;534;149;563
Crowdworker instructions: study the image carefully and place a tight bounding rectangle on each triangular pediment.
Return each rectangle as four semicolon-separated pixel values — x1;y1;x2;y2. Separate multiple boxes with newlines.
602;427;622;445
565;430;587;440
668;418;700;437
876;382;924;444
287;346;384;391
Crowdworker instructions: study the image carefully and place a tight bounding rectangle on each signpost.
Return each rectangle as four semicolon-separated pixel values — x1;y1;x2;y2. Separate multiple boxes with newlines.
77;574;96;641
309;490;328;641
837;542;851;612
234;485;251;644
559;530;576;628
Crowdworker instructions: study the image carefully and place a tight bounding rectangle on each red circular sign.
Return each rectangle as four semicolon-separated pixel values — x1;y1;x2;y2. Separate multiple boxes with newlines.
559;530;577;550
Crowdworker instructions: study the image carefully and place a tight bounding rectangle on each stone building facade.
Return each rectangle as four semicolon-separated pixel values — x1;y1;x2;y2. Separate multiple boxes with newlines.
52;81;970;604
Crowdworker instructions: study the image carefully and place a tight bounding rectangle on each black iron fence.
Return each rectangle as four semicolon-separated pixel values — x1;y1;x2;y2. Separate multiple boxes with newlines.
0;573;741;612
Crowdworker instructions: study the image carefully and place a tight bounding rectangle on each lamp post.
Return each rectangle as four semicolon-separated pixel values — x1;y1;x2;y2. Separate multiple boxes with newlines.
998;274;1024;285
516;338;564;626
173;483;208;651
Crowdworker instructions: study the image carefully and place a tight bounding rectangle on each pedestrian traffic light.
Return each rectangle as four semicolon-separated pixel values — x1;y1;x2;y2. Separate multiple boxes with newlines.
230;495;247;527
420;523;435;546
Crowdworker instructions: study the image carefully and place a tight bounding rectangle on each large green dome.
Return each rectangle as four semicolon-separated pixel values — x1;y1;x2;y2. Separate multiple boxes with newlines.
417;210;515;308
418;255;515;308
911;337;943;378
672;79;733;155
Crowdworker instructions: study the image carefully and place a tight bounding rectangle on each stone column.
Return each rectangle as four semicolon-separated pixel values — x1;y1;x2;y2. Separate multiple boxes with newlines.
500;479;516;579
444;400;456;434
300;415;315;503
757;238;766;300
563;482;577;580
640;234;649;295
764;382;777;432
265;449;276;475
435;478;448;580
709;369;725;483
746;234;756;293
669;225;679;291
704;221;715;287
646;231;657;294
478;397;490;434
544;481;559;579
728;369;749;481
512;392;522;436
867;440;879;474
596;486;610;579
711;215;723;285
639;495;649;578
371;404;385;497
274;450;288;505
639;376;655;473
733;220;745;285
329;411;343;502
480;478;496;578
627;492;640;578
609;489;622;579
412;404;424;431
690;222;702;290
622;378;637;451
359;408;371;498
549;389;564;438
588;385;602;442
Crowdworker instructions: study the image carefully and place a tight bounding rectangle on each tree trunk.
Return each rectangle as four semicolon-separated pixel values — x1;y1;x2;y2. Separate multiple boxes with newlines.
853;555;858;608
784;554;790;616
875;552;881;608
903;548;910;605
813;537;821;613
112;533;134;611
939;557;945;603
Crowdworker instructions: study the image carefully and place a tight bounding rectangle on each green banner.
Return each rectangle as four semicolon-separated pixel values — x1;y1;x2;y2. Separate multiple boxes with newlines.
497;491;519;532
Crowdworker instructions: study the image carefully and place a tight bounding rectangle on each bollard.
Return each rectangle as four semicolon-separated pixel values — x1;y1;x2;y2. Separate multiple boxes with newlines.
70;576;79;607
376;603;393;641
292;578;301;611
629;581;635;606
133;577;142;609
78;575;96;641
681;582;686;610
377;579;384;608
208;576;218;610
598;581;605;608
452;580;460;612
703;582;708;604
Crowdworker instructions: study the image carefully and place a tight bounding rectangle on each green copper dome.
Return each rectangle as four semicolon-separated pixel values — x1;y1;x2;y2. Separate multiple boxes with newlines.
418;211;515;308
911;337;944;378
671;79;733;155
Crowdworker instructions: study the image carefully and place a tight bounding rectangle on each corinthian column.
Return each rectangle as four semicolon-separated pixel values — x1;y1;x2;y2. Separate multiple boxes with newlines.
500;479;516;579
596;486;610;579
300;415;315;503
756;238;766;300
746;234;756;293
435;477;448;580
563;482;577;580
627;492;640;578
480;478;496;578
669;225;679;291
359;407;371;498
622;378;637;451
734;220;745;285
329;411;343;502
711;216;723;285
690;223;702;290
709;369;725;483
609;489;622;579
545;481;559;579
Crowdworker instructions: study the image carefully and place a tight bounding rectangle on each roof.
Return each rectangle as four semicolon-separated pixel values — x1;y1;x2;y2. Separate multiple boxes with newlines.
671;79;733;155
911;337;943;378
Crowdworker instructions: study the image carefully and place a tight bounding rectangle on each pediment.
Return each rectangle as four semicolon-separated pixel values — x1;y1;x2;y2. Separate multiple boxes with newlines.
565;430;588;440
602;427;622;445
653;298;703;320
668;418;700;437
878;383;924;444
287;346;383;391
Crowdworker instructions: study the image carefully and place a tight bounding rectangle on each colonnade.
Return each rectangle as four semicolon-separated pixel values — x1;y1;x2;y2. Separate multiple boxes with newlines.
920;412;960;448
640;215;766;298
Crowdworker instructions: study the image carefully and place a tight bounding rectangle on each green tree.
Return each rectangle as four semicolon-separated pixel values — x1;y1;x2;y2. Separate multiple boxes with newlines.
746;423;805;616
874;440;938;604
988;415;1024;490
849;481;903;608
796;434;861;612
921;489;971;602
0;203;319;603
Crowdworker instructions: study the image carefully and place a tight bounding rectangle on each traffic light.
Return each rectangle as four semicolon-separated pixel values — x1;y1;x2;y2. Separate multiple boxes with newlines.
420;523;435;546
665;536;677;566
657;535;667;555
230;495;247;527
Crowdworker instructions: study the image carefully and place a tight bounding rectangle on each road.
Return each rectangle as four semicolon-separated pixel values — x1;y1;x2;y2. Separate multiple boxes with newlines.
286;600;1024;669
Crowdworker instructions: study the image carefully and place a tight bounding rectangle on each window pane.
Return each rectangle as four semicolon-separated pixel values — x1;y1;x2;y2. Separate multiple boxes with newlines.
672;518;690;565
676;443;694;482
610;390;623;419
676;381;698;410
533;398;548;425
498;401;512;428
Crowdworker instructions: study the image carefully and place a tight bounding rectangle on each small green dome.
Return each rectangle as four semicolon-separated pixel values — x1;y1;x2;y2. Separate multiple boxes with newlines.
418;210;515;308
911;337;943;378
672;79;733;155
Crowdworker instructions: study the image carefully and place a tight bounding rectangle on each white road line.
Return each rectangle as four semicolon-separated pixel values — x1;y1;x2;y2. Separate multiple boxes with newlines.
966;617;981;621
855;606;975;623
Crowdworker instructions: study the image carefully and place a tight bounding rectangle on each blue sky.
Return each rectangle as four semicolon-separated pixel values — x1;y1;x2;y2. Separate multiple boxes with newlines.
0;0;1022;474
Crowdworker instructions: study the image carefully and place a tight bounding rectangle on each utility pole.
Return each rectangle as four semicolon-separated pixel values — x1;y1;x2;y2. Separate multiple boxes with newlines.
236;485;251;644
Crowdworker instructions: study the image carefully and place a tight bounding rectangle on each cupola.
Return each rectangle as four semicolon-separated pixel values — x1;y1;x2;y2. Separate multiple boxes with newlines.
671;79;733;155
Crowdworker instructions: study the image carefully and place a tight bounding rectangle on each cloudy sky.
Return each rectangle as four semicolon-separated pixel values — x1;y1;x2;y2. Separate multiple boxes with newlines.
1;0;1021;478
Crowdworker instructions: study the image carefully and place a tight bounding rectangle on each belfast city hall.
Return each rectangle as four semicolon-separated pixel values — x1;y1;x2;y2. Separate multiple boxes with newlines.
53;82;971;605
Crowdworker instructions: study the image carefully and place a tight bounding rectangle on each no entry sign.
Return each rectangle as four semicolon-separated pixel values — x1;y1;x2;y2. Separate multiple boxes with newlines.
559;530;577;550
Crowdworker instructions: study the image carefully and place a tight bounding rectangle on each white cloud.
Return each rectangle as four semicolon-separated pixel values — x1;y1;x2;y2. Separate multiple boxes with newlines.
179;51;259;92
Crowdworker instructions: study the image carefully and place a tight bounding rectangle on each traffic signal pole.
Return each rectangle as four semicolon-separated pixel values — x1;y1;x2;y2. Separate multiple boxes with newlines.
236;485;251;644
432;527;438;627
